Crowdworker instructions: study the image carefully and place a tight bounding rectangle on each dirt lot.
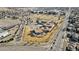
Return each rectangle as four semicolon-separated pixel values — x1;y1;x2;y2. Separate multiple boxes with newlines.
0;18;20;28
22;14;65;45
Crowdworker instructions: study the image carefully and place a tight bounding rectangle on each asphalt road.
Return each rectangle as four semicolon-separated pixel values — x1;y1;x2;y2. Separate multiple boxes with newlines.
0;45;48;51
51;24;65;51
50;8;71;51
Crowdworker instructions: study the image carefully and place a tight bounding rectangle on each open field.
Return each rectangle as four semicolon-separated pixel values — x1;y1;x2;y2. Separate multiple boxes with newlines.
29;14;65;22
0;18;20;27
